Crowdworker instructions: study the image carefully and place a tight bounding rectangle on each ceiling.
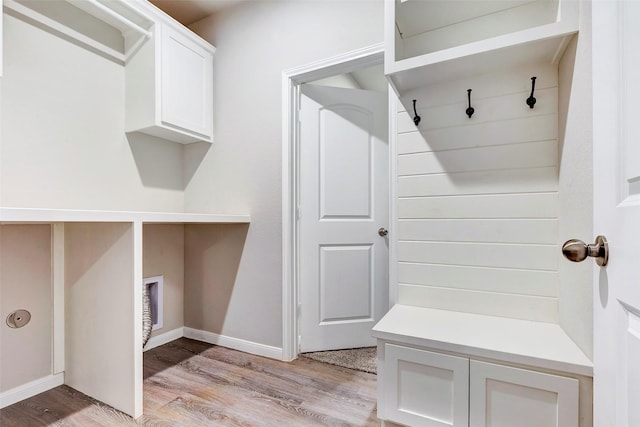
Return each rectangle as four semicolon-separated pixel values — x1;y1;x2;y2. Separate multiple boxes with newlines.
149;0;245;25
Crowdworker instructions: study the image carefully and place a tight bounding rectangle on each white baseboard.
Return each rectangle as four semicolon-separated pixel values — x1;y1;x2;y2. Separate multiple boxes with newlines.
143;327;283;360
0;373;64;409
184;327;283;360
143;327;184;352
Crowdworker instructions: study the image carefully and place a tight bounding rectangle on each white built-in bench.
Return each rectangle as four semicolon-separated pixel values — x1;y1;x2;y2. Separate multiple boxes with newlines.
372;304;593;427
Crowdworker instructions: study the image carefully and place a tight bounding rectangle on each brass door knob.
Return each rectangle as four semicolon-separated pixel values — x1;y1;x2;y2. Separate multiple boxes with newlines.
562;235;609;267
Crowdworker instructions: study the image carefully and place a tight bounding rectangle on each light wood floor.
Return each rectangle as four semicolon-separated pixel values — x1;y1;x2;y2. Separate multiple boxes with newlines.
0;338;379;426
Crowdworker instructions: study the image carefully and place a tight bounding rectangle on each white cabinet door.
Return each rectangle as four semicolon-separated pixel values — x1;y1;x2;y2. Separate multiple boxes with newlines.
469;360;579;427
383;344;469;427
159;24;213;139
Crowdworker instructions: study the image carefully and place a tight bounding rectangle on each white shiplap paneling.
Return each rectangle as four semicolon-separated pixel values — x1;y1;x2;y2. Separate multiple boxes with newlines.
397;65;558;112
397;114;558;155
393;65;559;322
398;262;558;297
398;140;558;176
398;166;558;197
398;219;558;244
398;241;558;271
398;193;558;219
397;284;559;323
396;87;557;133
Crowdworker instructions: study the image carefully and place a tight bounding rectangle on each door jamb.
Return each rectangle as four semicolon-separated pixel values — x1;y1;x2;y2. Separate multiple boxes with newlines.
281;43;385;361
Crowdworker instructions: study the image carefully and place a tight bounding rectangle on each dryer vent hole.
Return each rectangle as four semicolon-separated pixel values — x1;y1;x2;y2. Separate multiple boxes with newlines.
144;275;164;331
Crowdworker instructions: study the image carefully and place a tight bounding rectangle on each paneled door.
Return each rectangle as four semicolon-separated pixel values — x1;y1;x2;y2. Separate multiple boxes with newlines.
592;1;640;426
298;83;388;352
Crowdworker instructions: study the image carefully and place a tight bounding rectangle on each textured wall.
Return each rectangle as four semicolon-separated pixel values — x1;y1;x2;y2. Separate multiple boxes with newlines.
143;224;185;339
186;1;384;348
0;225;52;392
1;13;185;212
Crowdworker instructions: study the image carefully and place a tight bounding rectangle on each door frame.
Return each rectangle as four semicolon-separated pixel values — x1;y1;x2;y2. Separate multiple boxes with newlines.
281;43;393;361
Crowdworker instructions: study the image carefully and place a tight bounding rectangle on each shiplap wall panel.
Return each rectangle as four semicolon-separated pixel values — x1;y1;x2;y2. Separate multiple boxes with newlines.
398;140;557;176
393;66;559;322
397;114;558;154
398;241;557;271
398;167;558;197
398;219;558;244
398;193;558;219
398;263;558;297
398;65;558;112
397;88;558;133
397;284;559;323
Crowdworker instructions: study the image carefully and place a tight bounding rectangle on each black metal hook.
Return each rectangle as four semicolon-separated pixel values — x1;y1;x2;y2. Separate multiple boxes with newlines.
466;89;474;118
412;99;421;126
527;76;537;109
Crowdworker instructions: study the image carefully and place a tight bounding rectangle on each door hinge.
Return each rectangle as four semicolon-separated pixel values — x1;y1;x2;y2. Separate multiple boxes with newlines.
296;206;301;221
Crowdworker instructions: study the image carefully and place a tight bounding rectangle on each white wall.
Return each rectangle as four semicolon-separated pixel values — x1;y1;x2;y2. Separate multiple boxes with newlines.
143;224;185;338
0;225;52;392
186;0;384;348
1;13;184;212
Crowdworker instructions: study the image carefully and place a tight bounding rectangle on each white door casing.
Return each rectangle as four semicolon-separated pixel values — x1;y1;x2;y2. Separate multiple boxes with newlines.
592;1;640;426
298;83;389;352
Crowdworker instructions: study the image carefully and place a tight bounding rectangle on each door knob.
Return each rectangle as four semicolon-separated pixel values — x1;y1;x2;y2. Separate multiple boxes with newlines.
562;235;609;267
378;228;388;237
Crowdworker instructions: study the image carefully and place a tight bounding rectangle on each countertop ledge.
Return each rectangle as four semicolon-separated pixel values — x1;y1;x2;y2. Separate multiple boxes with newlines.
372;304;593;377
0;208;250;224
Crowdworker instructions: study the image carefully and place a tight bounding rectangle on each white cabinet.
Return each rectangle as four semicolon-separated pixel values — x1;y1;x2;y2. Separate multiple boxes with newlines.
126;9;214;144
382;344;469;427
158;24;213;140
3;0;214;144
380;343;579;427
470;361;578;427
373;306;592;427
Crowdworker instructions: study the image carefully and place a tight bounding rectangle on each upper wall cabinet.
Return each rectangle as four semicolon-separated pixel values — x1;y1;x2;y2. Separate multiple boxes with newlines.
385;0;579;95
125;2;215;144
3;0;215;145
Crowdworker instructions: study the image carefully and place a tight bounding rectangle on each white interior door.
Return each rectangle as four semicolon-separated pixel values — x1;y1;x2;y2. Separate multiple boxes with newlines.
593;2;640;426
298;83;389;353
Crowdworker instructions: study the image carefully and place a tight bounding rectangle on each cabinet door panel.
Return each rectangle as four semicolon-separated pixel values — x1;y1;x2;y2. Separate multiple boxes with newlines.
470;360;578;427
160;24;213;138
384;344;469;426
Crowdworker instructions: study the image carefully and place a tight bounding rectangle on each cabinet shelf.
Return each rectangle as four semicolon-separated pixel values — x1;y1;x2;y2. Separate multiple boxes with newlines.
3;0;154;64
0;208;250;224
385;0;579;95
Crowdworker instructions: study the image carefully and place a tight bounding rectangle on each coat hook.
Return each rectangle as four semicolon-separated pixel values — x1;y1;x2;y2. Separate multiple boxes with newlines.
527;76;537;109
412;99;421;126
466;89;474;118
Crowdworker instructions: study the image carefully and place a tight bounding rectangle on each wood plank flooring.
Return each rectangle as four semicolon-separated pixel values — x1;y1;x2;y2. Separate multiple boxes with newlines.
0;338;379;426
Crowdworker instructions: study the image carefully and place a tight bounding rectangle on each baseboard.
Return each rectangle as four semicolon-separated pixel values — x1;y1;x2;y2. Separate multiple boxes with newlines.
143;327;184;352
0;373;64;409
184;327;283;360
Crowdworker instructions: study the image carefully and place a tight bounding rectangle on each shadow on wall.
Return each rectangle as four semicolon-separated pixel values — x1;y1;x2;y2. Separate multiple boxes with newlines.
183;223;250;335
127;133;210;191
